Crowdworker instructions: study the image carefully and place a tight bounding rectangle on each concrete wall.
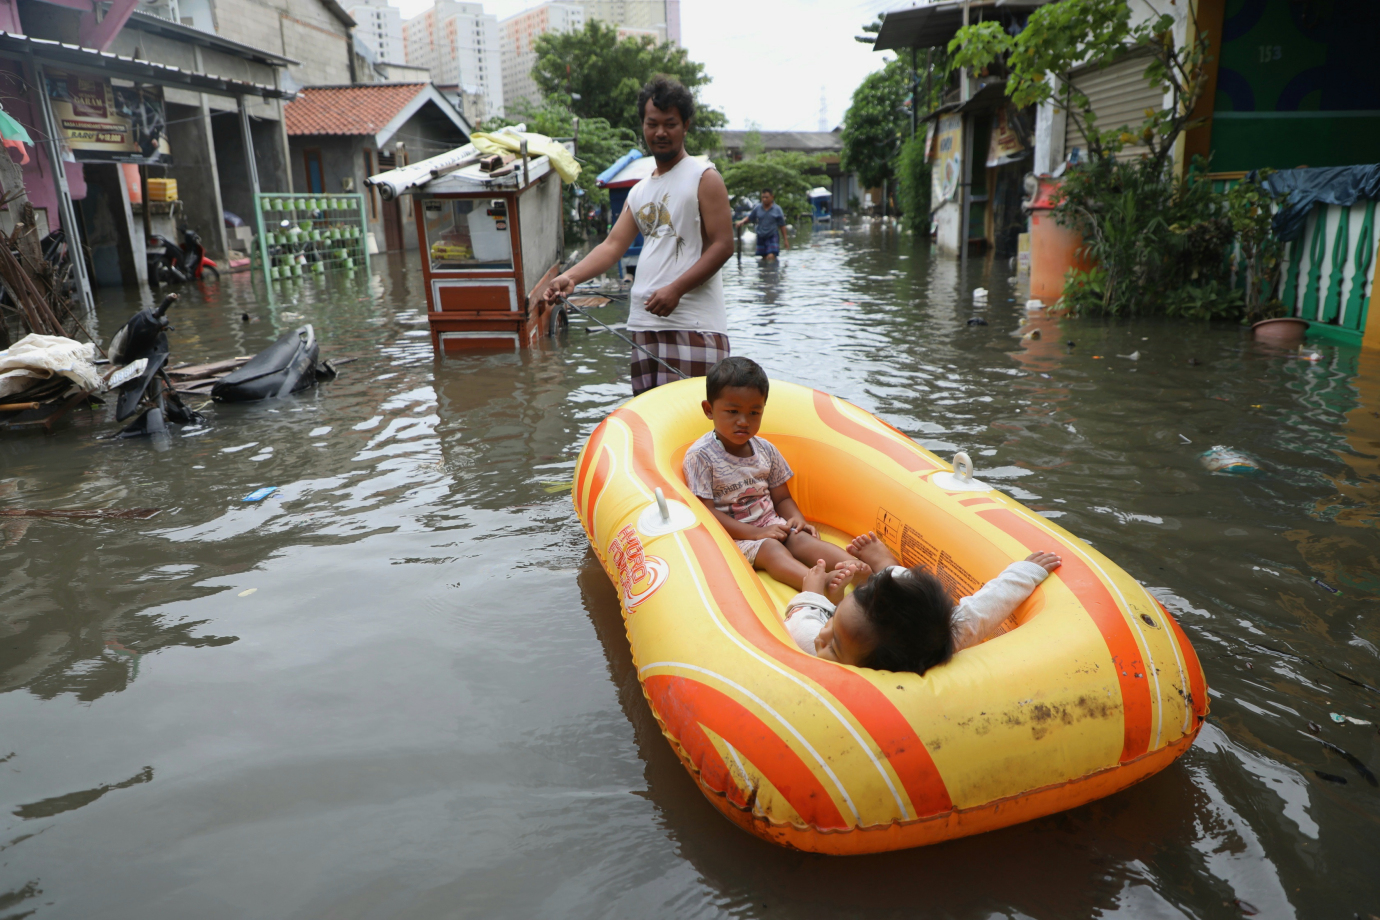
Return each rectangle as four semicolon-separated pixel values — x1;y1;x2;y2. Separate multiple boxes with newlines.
162;101;229;258
212;0;354;88
289;135;417;250
934;200;961;255
79;164;143;288
213;109;291;234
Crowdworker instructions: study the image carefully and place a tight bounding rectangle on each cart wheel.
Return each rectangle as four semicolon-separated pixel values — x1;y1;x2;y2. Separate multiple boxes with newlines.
548;304;568;338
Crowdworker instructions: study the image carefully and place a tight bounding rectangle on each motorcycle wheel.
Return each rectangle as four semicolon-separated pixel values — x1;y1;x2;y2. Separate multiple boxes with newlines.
201;264;221;282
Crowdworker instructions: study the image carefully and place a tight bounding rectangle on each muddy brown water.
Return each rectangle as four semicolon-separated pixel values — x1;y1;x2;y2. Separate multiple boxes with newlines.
1;227;1377;919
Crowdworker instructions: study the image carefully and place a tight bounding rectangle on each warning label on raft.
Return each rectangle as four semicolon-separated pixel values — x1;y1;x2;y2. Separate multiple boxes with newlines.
875;507;983;599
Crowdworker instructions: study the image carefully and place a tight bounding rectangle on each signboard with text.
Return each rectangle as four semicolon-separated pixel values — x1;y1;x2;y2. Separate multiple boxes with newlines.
45;72;170;164
932;114;963;204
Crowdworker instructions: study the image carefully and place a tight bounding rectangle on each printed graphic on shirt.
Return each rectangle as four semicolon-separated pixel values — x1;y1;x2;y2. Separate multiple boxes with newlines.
684;434;793;525
635;193;675;239
635;192;687;260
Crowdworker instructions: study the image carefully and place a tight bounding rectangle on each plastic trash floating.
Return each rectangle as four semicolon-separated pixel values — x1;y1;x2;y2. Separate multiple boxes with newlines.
1200;446;1260;474
242;487;278;502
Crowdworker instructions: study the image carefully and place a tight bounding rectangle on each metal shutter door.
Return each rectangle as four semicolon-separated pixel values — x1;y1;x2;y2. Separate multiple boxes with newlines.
1064;50;1164;161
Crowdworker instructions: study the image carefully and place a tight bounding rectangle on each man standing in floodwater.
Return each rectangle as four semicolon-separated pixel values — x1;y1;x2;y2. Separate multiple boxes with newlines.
735;188;789;261
544;77;735;395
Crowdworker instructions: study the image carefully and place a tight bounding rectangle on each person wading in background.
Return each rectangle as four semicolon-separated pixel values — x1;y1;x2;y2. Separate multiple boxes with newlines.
735;188;789;261
545;76;735;395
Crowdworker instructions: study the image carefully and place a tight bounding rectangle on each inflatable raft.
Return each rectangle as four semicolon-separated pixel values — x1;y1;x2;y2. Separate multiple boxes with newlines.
574;379;1207;854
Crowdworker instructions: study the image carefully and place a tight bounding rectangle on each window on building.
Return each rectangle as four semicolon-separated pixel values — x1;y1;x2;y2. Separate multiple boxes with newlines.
303;149;325;193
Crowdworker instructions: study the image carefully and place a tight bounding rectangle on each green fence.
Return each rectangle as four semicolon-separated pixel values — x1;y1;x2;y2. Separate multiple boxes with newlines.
252;193;371;282
1278;201;1376;344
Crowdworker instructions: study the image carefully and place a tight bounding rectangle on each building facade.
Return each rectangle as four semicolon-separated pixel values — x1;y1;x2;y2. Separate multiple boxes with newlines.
499;2;584;115
403;0;504;122
348;0;404;64
285;82;470;253
580;0;679;44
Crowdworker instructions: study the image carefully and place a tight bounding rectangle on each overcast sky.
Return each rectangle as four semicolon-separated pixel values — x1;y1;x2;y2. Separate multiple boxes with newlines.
389;0;908;132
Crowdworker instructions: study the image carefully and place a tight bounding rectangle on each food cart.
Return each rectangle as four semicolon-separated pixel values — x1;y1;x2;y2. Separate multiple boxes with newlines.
367;134;566;354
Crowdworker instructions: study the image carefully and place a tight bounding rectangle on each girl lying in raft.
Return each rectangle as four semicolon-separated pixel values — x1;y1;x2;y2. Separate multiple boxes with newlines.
789;535;1061;673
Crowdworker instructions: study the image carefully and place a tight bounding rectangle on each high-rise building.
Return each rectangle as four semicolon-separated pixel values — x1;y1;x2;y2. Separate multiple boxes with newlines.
579;0;680;44
499;2;584;114
404;1;504;121
348;0;405;64
495;1;680;114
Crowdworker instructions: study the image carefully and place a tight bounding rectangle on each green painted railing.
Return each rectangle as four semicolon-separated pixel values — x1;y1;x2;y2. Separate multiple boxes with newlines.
1278;200;1376;339
251;192;371;283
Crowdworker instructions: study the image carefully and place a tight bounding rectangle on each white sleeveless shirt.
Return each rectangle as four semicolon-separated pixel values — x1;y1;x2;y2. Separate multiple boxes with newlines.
625;155;727;334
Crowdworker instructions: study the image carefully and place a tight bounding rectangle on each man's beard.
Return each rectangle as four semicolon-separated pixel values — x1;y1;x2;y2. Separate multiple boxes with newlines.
651;143;681;163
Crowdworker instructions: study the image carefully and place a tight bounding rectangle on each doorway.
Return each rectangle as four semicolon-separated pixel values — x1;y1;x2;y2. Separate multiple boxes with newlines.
376;150;403;251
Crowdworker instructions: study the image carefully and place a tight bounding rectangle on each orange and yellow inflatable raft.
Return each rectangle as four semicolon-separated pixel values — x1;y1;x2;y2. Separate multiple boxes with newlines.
574;379;1207;854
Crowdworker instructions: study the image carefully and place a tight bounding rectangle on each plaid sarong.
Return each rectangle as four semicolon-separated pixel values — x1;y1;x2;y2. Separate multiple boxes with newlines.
629;330;731;396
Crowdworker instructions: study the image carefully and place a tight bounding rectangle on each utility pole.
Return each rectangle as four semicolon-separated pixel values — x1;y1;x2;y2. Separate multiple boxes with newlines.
959;0;972;269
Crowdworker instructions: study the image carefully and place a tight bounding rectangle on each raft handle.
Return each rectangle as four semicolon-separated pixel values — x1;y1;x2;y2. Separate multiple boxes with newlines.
930;450;995;493
953;451;974;481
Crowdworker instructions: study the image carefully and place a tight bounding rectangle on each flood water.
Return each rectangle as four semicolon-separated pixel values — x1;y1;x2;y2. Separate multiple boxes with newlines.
2;226;1378;919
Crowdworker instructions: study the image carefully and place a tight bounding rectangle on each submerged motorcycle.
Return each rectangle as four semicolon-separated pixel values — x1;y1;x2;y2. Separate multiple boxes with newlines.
106;293;204;437
147;228;219;285
212;324;335;402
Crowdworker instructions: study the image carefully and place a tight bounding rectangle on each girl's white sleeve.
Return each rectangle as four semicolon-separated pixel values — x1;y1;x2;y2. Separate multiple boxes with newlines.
950;561;1049;651
783;592;833;655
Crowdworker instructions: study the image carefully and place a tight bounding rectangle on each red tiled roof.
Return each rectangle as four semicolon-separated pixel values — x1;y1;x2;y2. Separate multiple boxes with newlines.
284;83;429;137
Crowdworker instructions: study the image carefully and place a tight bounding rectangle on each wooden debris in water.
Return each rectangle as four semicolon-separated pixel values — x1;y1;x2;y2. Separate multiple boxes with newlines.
0;508;161;520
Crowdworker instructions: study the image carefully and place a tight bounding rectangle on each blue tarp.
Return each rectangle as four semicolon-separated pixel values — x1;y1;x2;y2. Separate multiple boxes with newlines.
596;149;642;186
1252;164;1380;242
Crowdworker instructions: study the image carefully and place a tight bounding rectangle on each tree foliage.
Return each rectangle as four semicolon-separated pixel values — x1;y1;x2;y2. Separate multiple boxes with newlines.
721;151;823;223
950;0;1242;318
531;20;725;155
895;132;930;233
840;45;949;196
948;0;1211;172
840;58;909;189
481;94;639;240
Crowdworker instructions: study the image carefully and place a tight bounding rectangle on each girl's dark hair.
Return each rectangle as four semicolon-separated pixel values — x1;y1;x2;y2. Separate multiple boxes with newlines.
637;75;695;124
851;567;955;675
706;356;769;403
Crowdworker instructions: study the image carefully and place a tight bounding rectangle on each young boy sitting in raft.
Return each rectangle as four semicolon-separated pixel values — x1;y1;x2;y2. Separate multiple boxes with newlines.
683;356;1063;675
789;536;1061;673
684;357;871;602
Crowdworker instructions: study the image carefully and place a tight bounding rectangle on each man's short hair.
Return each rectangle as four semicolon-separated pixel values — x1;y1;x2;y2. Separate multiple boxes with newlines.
760;188;774;196
638;76;695;124
706;357;768;403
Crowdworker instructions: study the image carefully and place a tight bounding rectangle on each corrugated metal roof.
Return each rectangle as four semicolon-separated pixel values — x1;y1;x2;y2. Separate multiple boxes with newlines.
0;31;293;99
873;0;1051;51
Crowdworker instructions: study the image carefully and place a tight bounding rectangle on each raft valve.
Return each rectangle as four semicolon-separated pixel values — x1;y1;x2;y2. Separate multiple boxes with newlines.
638;486;697;537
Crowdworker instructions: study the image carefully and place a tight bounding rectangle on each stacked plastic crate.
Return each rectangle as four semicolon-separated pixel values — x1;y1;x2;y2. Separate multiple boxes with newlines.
253;193;372;281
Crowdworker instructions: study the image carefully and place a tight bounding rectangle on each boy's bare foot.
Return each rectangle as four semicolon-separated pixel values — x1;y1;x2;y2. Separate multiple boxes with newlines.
847;532;899;571
823;565;853;606
833;559;873;588
1025;551;1062;573
821;561;870;604
801;559;830;596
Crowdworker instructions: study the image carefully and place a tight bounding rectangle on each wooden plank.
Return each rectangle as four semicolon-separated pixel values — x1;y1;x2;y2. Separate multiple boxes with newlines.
166;357;249;379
